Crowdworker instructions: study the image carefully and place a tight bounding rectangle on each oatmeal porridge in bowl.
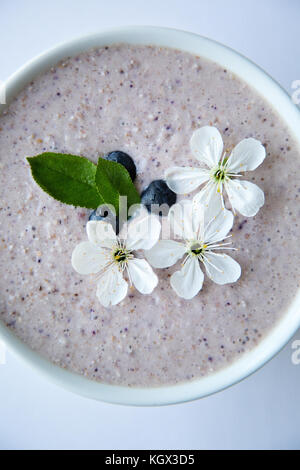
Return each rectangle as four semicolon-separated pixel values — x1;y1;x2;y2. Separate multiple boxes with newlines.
0;27;300;405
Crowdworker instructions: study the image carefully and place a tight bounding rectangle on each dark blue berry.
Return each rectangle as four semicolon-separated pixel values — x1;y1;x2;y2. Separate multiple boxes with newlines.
105;151;136;181
89;208;120;234
89;208;109;221
141;180;177;214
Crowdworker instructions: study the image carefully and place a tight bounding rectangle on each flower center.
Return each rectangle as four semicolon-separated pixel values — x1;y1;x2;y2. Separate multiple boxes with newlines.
214;168;226;182
112;244;133;270
113;248;128;263
212;155;230;186
188;241;207;258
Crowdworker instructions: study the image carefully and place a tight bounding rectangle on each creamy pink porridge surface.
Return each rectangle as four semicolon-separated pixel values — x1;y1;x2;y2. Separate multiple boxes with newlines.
0;45;299;386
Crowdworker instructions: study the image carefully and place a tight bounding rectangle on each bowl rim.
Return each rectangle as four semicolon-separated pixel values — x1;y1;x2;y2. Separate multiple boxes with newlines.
1;25;300;406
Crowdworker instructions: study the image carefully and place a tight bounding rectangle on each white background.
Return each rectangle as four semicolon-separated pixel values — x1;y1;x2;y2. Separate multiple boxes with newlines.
1;0;300;450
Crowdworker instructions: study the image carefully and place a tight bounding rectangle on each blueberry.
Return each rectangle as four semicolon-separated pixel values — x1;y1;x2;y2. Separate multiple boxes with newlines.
89;208;120;234
105;151;136;181
89;208;109;221
141;180;177;215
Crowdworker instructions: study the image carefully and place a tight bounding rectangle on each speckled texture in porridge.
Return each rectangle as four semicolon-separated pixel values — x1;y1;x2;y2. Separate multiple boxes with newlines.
0;45;299;386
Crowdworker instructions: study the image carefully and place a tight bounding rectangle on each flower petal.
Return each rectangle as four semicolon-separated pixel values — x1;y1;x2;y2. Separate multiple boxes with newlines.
225;179;265;217
169;199;203;240
165;166;210;194
190;126;224;168
170;256;204;300
203;252;241;285
121;211;161;251
227;138;266;173
193;182;223;216
203;207;234;244
87;220;117;249
96;265;128;307
127;258;158;294
145;240;186;268
71;241;111;275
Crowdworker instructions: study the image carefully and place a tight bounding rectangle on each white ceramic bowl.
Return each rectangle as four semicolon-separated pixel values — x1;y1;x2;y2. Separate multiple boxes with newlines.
1;26;300;406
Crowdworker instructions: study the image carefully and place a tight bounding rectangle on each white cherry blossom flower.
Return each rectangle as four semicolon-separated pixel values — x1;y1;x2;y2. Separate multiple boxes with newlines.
72;209;161;307
165;126;266;217
145;199;241;300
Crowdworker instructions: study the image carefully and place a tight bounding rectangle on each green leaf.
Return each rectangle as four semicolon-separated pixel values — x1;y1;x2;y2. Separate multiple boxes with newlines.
27;153;103;209
95;157;141;213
